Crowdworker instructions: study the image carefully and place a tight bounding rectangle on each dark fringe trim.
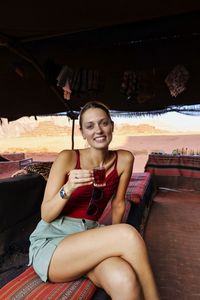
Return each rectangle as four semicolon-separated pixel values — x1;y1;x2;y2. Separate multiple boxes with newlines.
37;104;200;118
110;104;200;117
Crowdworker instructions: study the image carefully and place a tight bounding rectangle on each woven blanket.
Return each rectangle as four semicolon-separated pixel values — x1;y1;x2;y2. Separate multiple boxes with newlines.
0;267;96;300
145;154;200;178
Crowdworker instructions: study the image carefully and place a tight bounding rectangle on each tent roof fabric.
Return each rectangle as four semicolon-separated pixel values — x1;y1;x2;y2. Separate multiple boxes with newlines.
0;1;200;120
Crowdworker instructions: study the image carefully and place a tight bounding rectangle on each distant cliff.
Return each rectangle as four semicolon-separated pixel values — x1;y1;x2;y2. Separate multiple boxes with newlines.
0;116;168;137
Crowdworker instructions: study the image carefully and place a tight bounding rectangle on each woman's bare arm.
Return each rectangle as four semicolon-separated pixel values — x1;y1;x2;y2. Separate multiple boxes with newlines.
111;150;134;224
41;150;93;222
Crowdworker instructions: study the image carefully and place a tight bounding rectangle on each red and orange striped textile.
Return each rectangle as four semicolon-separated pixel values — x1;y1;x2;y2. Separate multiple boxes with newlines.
125;172;151;204
145;154;200;178
0;266;96;300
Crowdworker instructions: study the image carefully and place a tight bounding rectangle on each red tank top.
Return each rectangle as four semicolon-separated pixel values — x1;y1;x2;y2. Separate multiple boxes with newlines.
62;150;119;221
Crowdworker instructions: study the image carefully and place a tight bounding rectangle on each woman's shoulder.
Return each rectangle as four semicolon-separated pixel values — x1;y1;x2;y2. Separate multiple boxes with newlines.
50;149;79;175
116;149;134;163
55;149;78;165
114;149;134;176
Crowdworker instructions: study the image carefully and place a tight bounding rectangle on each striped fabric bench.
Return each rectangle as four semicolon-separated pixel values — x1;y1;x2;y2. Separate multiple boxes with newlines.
126;172;152;204
0;172;152;300
126;172;154;233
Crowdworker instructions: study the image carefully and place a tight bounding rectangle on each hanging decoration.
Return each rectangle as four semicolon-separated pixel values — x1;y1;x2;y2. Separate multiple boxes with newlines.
120;69;155;103
165;64;190;98
120;71;138;100
56;65;103;100
71;68;102;98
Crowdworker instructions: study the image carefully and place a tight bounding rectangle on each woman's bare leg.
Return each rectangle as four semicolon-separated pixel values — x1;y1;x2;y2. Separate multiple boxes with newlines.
48;224;159;300
87;257;143;300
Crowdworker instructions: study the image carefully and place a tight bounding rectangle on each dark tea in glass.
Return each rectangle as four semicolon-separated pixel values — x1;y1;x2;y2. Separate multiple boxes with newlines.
93;166;106;187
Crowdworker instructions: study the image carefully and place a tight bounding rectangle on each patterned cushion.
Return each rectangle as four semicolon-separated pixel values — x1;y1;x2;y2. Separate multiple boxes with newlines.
24;161;53;181
12;162;53;181
126;172;151;204
0;266;96;300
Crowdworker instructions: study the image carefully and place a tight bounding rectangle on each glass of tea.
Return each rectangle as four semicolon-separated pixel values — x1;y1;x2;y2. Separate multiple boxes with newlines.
93;166;106;187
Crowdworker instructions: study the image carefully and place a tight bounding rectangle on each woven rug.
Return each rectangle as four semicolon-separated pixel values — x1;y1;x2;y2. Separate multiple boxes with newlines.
144;190;200;300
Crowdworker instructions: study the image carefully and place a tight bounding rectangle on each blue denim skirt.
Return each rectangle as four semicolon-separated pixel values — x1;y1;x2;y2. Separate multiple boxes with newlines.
28;216;102;282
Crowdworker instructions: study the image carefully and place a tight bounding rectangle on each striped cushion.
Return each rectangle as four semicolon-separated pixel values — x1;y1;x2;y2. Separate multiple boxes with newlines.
145;154;200;178
126;172;151;204
0;266;96;300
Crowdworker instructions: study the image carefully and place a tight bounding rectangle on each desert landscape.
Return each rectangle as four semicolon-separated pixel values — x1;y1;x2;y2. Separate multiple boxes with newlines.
0;115;200;179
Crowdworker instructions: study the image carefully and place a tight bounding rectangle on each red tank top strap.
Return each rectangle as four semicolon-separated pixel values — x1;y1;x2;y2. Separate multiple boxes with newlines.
75;150;81;169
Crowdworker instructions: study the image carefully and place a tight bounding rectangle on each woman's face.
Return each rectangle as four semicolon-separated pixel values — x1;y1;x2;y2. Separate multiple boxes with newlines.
81;108;113;149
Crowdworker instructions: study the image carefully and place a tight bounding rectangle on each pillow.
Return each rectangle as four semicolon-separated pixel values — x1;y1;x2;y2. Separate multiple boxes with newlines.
12;162;53;181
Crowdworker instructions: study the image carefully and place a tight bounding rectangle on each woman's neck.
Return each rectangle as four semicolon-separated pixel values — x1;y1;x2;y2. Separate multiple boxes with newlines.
84;148;110;168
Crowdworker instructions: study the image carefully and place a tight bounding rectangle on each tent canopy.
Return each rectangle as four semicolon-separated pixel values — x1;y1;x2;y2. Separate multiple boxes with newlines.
1;1;200;120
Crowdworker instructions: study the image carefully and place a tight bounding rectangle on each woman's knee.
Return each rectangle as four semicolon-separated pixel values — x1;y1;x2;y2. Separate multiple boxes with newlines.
91;257;141;298
115;224;144;248
107;264;141;298
114;265;139;288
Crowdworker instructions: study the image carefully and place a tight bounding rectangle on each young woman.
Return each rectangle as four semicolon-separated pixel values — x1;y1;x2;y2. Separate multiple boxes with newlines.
29;101;160;300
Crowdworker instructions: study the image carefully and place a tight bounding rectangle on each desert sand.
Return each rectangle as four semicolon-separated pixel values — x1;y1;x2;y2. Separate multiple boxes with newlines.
0;115;199;178
1;133;200;179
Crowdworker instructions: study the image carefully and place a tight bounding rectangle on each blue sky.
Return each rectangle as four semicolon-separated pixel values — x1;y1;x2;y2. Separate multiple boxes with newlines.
113;112;200;132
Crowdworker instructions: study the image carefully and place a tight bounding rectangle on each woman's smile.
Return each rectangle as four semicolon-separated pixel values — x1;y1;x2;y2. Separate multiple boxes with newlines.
94;136;106;142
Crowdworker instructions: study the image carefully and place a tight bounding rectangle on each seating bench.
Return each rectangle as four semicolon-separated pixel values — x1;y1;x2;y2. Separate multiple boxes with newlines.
126;172;155;233
0;170;154;299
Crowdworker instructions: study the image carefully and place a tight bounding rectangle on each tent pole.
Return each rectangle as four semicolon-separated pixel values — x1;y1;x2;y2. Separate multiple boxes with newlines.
71;119;75;150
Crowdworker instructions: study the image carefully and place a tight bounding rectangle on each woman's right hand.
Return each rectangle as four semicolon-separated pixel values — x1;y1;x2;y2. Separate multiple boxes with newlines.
64;169;94;193
41;150;94;222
